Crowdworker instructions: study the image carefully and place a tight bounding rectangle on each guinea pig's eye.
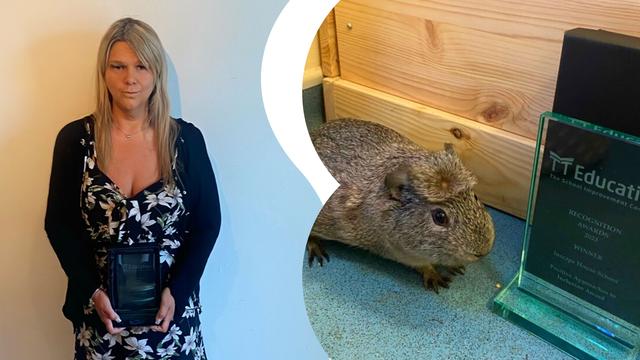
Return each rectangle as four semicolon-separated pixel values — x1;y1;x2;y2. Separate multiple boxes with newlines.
431;208;449;226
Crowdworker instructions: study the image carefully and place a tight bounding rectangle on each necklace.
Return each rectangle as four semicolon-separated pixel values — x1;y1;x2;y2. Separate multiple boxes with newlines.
112;121;148;140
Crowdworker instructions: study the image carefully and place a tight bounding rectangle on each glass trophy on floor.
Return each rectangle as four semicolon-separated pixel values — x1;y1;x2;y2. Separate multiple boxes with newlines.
493;112;640;360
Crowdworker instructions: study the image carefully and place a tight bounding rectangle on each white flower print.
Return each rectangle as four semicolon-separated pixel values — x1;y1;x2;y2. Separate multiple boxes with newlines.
157;343;177;357
147;191;172;209
108;220;119;236
157;191;175;208
161;324;182;344
144;233;156;243
83;303;94;315
124;337;154;359
82;173;93;190
99;199;116;220
144;193;159;210
129;200;141;221
100;180;111;190
86;192;96;209
102;330;129;347
91;349;115;360
76;323;92;347
87;156;95;169
181;327;197;355
97;224;110;237
140;212;156;230
172;186;184;202
195;344;206;360
160;249;174;266
96;254;107;268
130;326;151;334
162;238;180;249
182;297;196;318
166;211;179;225
164;226;177;236
144;194;158;210
117;223;126;242
102;182;121;199
118;205;128;221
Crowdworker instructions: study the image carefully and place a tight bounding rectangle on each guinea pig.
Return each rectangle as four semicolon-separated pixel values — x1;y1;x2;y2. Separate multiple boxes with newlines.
308;118;495;292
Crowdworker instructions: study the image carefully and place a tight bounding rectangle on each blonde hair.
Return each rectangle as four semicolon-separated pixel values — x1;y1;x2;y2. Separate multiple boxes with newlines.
93;17;177;188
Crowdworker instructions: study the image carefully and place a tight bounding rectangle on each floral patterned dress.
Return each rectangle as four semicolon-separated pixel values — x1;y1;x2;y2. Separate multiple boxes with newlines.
74;119;206;360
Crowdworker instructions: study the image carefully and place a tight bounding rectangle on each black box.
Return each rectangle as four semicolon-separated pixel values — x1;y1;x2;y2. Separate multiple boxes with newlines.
107;245;161;327
553;28;640;136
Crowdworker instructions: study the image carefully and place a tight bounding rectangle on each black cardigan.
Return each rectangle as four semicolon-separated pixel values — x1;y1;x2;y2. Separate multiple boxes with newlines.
45;116;221;326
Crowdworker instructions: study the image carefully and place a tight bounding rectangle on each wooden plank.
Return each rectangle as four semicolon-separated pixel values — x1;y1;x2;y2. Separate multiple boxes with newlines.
345;0;640;38
305;33;321;70
322;77;338;120
318;10;340;77
334;0;640;140
323;77;536;218
303;34;323;89
303;66;323;89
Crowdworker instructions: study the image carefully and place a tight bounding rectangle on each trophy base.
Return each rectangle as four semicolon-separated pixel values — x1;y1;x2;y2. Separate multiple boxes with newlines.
493;276;640;360
114;308;158;327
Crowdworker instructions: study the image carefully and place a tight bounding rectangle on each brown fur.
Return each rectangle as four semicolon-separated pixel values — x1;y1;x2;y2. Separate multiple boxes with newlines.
310;119;495;291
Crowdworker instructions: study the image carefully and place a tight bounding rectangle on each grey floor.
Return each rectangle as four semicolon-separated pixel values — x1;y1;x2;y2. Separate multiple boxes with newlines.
302;207;574;360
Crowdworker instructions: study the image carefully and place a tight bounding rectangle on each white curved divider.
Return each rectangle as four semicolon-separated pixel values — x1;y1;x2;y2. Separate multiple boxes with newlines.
261;0;340;204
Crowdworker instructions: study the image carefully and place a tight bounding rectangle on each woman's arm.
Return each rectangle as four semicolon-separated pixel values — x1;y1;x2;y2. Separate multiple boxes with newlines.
168;123;221;312
45;120;100;305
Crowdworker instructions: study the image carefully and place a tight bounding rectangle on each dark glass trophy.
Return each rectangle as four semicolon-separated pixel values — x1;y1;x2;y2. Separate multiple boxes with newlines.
107;245;161;327
493;112;640;360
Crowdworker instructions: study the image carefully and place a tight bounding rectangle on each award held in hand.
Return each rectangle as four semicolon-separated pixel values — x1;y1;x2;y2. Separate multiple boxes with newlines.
107;244;162;327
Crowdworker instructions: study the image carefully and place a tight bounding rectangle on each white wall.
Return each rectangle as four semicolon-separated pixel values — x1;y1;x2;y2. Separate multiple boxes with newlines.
0;1;327;358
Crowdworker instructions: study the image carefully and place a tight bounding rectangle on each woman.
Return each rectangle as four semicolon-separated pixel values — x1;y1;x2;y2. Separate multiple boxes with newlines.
45;18;220;359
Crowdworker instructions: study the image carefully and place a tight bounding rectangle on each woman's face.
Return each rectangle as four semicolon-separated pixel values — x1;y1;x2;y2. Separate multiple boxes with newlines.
105;41;154;117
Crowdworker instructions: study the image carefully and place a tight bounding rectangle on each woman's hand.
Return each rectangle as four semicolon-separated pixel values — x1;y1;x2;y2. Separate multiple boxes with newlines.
92;289;124;335
152;287;175;333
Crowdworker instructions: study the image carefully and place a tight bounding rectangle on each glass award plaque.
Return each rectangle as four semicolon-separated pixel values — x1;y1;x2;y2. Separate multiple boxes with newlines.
493;112;640;360
107;245;161;327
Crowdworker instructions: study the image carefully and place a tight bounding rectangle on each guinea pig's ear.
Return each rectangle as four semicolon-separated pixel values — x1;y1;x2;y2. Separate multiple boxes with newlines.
385;166;412;203
426;169;476;202
413;146;478;202
444;143;456;156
